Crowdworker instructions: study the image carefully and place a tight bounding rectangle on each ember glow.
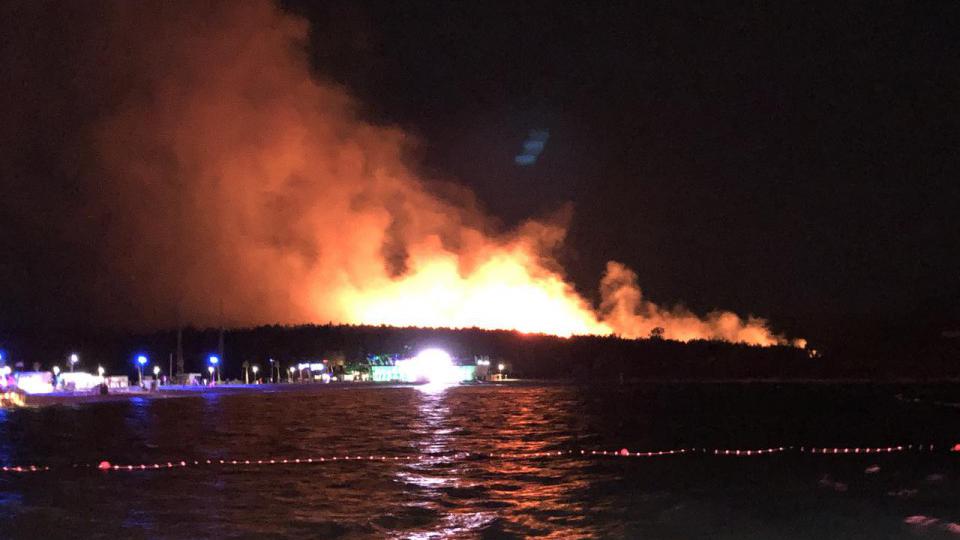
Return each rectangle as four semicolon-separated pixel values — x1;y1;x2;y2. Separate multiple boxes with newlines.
77;0;791;346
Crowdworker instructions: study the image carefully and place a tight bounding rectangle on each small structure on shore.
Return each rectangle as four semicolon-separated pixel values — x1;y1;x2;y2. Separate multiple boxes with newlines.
59;372;102;392
103;376;130;390
12;372;55;394
8;371;130;395
370;349;478;384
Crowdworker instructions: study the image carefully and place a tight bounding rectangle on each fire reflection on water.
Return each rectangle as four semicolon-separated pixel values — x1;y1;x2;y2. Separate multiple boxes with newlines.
1;385;955;538
389;385;599;538
391;385;498;538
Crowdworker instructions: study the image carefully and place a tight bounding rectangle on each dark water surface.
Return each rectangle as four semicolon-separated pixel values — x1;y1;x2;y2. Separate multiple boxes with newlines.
1;383;959;539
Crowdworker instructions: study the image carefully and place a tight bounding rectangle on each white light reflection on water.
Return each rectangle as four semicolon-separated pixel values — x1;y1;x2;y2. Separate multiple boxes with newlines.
390;384;496;538
415;380;456;396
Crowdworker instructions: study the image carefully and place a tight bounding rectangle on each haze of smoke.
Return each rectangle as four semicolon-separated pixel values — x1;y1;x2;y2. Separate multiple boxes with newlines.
599;262;783;345
30;0;787;345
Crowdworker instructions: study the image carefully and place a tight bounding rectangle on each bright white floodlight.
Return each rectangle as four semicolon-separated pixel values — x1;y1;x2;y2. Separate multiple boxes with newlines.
399;348;459;387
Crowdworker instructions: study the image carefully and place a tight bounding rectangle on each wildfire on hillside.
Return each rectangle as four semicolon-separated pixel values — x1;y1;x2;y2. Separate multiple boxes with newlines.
77;0;794;346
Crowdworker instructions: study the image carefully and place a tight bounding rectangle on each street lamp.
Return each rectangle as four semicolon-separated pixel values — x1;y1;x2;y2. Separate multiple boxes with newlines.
97;365;105;378
498;363;505;378
52;365;60;376
69;353;79;372
209;355;220;384
287;366;295;382
136;355;148;386
252;365;259;383
207;365;214;384
268;358;274;383
153;365;160;379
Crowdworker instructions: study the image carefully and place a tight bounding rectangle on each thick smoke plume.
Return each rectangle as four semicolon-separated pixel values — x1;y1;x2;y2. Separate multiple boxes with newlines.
19;0;789;345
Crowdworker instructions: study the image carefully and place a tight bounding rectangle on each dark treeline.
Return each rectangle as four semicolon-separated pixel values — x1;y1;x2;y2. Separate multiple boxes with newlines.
1;323;958;381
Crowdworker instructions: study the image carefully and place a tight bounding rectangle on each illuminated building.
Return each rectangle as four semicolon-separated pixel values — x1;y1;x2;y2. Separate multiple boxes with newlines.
370;349;477;383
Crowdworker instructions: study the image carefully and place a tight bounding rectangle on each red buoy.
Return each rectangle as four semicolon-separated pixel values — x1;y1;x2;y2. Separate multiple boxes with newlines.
951;443;960;452
618;448;630;456
97;461;111;470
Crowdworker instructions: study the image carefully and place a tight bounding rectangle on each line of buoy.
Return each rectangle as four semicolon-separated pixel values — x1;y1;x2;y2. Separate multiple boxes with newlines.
1;443;955;474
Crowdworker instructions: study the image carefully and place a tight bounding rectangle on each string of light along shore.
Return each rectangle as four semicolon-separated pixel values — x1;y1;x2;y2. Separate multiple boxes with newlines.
2;444;958;474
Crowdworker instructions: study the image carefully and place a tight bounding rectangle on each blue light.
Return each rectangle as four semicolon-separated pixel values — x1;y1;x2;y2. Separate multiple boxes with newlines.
523;139;545;153
209;355;219;365
514;128;550;166
136;355;148;366
514;154;537;166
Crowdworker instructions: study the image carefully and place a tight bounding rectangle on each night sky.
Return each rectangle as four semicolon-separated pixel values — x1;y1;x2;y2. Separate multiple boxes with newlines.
2;1;959;343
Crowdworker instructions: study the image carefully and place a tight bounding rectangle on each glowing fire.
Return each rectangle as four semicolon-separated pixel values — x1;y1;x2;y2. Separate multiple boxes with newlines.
341;244;608;338
325;235;788;345
78;1;796;347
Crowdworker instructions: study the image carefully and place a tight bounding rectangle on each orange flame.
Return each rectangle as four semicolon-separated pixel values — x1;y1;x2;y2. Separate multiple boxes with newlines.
326;236;785;344
338;240;609;338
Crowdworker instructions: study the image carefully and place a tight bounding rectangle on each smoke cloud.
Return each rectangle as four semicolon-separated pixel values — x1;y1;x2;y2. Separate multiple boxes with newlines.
8;0;790;345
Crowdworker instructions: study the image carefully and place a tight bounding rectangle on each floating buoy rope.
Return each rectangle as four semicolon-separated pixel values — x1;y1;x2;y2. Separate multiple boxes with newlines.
0;443;954;474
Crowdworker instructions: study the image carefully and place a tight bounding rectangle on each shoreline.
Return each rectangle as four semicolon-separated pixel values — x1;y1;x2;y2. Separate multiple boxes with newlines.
18;381;418;408
10;377;960;409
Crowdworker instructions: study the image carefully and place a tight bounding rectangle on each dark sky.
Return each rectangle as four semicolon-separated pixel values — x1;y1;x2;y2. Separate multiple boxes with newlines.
2;1;959;341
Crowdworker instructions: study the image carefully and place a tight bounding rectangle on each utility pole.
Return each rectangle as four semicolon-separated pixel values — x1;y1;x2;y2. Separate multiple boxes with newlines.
176;326;184;379
218;299;225;383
